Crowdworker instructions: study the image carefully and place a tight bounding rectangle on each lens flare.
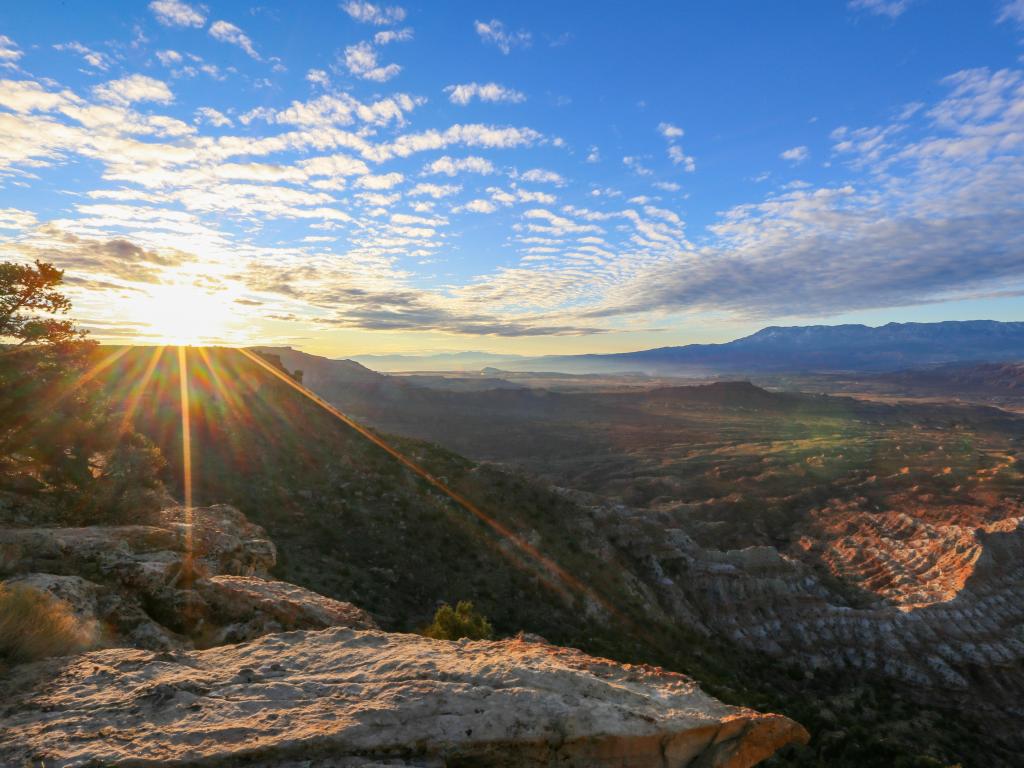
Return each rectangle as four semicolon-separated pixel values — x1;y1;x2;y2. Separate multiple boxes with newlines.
177;346;193;559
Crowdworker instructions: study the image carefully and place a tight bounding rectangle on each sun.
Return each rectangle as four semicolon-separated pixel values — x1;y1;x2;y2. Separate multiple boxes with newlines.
126;281;238;346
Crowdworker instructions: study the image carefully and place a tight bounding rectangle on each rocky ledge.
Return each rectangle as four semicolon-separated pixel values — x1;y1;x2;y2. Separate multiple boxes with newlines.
0;626;807;767
0;504;376;650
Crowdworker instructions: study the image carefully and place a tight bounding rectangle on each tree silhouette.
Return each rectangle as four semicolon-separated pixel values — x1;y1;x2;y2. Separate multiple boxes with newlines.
0;261;108;497
0;260;82;350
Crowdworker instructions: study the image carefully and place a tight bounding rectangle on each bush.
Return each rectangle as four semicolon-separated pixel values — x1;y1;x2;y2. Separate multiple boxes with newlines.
0;583;94;664
422;600;494;641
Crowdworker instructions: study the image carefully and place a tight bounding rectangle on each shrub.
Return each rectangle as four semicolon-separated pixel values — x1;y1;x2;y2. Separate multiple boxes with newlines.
0;583;94;664
422;600;494;641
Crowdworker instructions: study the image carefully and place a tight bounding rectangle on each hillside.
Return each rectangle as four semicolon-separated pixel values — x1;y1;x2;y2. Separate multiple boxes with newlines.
76;345;1024;766
877;360;1024;394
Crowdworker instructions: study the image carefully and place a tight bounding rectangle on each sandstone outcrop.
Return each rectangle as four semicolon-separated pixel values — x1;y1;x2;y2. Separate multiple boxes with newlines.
0;627;808;767
585;494;1024;714
0;505;375;651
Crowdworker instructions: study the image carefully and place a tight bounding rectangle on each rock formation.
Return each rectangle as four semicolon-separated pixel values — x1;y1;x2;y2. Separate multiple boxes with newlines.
0;504;375;649
0;503;805;767
0;627;807;767
581;492;1024;722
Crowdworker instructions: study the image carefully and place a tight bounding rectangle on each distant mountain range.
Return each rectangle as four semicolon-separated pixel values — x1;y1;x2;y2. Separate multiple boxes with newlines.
350;350;527;372
353;321;1024;374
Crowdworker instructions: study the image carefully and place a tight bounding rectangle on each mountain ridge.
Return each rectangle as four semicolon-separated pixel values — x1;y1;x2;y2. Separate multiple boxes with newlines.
345;321;1024;374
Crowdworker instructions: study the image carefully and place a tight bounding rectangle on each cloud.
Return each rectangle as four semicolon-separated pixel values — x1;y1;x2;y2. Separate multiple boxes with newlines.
344;41;400;82
423;155;494;176
445;82;525;106
342;1;407;25
584;67;1024;323
53;42;112;71
780;145;809;163
457;199;498;214
998;0;1024;25
13;27;1021;343
658;122;684;139
8;225;196;285
242;92;421;129
0;36;22;69
519;168;565;185
317;286;600;336
623;156;653;176
195;106;232;127
667;146;695;171
409;183;461;198
301;153;372;178
306;69;330;88
0;208;37;230
355;171;403;189
156;50;183;67
374;28;413;45
586;146;600;163
93;75;174;106
474;19;531;54
848;0;911;17
657;121;695;170
149;0;206;27
209;21;260;60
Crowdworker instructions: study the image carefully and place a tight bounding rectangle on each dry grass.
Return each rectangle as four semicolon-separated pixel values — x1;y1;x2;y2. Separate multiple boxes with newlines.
0;583;95;664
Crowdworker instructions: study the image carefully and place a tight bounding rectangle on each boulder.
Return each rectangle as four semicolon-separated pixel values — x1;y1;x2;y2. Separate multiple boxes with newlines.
0;506;364;652
195;575;378;643
0;627;807;767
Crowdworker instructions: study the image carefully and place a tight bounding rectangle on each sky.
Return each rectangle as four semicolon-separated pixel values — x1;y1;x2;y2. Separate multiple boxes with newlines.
1;0;1023;357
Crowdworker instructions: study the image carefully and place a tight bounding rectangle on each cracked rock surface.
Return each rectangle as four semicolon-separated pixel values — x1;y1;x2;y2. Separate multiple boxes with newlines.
0;626;807;767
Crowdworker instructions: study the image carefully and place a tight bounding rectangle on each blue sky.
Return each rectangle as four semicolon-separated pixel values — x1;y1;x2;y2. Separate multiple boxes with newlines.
0;0;1023;355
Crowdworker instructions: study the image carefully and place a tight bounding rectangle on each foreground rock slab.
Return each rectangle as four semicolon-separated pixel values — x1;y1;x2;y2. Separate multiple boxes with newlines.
0;627;807;767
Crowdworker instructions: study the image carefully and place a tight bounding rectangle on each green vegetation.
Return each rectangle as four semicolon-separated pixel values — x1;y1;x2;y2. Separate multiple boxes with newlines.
0;583;94;664
0;260;169;524
422;600;494;641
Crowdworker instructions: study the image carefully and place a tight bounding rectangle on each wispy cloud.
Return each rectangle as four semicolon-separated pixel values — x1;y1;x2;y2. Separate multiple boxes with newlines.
0;35;23;69
209;21;260;60
444;82;525;105
149;0;206;28
658;122;684;139
54;42;112;71
342;1;407;26
93;74;174;106
780;145;809;163
657;121;695;171
423;155;495;176
2;17;1020;345
374;28;413;45
588;67;1024;322
519;168;565;185
344;41;400;81
998;0;1024;25
848;0;911;18
195;106;232;127
474;19;531;54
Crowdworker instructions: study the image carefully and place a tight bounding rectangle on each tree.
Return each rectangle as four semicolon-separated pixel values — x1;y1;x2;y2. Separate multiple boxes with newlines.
422;601;495;641
1;261;100;484
0;260;82;349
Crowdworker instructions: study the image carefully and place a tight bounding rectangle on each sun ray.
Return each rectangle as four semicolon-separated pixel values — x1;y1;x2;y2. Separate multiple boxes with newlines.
46;345;133;409
119;345;165;435
177;347;193;560
236;346;608;611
